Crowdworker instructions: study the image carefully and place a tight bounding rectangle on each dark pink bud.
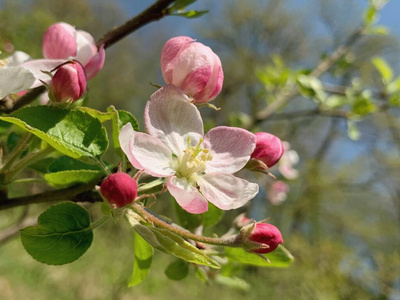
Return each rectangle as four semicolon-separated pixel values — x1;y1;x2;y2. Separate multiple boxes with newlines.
51;61;87;102
160;36;223;104
248;223;283;254
251;132;285;168
43;22;77;59
100;173;138;208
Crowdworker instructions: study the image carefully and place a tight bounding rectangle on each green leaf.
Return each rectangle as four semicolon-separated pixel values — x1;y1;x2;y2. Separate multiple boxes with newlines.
367;25;389;35
0;106;108;163
29;157;57;173
175;201;202;230
44;170;103;188
201;203;224;227
172;10;209;18
108;106;139;155
324;95;347;109
129;231;154;287
20;202;93;265
296;74;326;102
169;0;197;11
225;245;294;268
372;56;393;83
387;76;400;94
363;5;377;25
195;267;209;282
165;259;189;281
347;121;360;141
215;275;250;291
48;156;102;172
131;222;220;269
78;107;114;122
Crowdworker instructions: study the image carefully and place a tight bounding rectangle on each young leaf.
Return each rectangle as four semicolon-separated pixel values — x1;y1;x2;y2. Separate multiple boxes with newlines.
131;222;219;269
165;259;189;281
201;203;224;227
169;0;197;11
347;120;360;141
108;106;139;155
48;156;102;172
0;106;108;163
174;201;202;230
20;202;93;265
129;231;154;287
44;170;103;188
172;10;209;18
78;107;114;122
225;245;294;268
372;57;393;83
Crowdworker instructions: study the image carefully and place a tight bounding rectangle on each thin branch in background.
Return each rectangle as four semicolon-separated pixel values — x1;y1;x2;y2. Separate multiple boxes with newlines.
247;24;367;130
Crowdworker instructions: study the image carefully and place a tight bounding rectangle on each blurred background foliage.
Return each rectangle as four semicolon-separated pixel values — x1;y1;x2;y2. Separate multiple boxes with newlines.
0;0;399;299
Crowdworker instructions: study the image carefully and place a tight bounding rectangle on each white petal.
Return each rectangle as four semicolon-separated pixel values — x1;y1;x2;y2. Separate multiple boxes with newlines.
119;123;143;169
197;173;259;210
20;59;66;87
129;130;175;177
145;85;204;157
7;51;31;66
0;66;35;98
76;30;97;66
203;126;256;174
167;176;208;214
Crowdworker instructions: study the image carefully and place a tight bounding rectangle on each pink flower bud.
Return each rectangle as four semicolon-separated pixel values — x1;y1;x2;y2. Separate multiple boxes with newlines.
100;173;138;208
42;22;105;79
251;132;285;168
51;61;87;103
248;223;283;254
160;36;224;104
43;22;77;59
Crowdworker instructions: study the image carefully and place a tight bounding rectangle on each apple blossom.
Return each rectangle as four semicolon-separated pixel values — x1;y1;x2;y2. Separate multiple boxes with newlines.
278;142;299;180
251;132;285;168
267;180;289;205
160;36;223;104
50;61;87;103
42;22;105;79
119;85;258;214
101;173;138;208
247;223;283;254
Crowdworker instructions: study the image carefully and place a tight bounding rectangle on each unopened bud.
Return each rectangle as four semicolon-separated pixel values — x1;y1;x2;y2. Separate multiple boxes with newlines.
50;61;87;103
246;223;283;254
100;172;138;208
251;132;284;168
160;36;223;104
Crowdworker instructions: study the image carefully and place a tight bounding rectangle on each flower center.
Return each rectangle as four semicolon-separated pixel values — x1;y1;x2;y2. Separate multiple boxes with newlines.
176;138;212;181
0;58;9;68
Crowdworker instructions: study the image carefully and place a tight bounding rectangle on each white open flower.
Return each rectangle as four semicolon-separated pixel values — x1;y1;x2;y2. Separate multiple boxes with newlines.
119;85;259;214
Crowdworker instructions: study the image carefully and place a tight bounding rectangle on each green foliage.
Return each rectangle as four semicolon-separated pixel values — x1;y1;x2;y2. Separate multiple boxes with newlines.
171;10;209;18
372;56;393;83
164;259;189;280
224;245;294;268
129;231;154;287
20;202;93;265
44;170;103;188
131;222;220;269
0;106;108;163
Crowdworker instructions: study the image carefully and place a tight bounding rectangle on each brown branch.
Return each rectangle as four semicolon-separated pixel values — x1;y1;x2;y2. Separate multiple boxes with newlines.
0;0;177;114
246;24;366;130
96;0;175;49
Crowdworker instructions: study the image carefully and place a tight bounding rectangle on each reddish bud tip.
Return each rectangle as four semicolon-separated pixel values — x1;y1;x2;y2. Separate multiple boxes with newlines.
100;172;138;208
51;61;87;103
248;223;283;254
251;132;285;168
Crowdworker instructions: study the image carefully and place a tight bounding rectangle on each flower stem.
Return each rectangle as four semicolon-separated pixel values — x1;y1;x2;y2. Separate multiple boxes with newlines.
96;159;112;176
88;215;111;231
1;133;33;173
131;203;240;247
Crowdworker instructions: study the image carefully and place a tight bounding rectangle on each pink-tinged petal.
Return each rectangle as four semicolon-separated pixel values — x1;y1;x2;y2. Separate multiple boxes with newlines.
42;22;77;59
180;66;212;97
75;30;97;66
129;131;175;177
119;123;144;170
145;85;204;157
161;36;195;84
203;126;256;174
0;66;35;98
19;59;66;87
251;132;284;168
167;176;208;214
192;53;223;103
84;44;105;79
197;173;259;210
171;42;215;87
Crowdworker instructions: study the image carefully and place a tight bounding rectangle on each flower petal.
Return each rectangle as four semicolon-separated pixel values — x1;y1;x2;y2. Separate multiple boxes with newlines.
203;126;256;174
197;173;259;210
75;30;97;66
0;66;35;98
84;44;105;79
42;22;77;59
167;176;208;214
145;85;204;157
119;123;175;177
18;59;66;88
